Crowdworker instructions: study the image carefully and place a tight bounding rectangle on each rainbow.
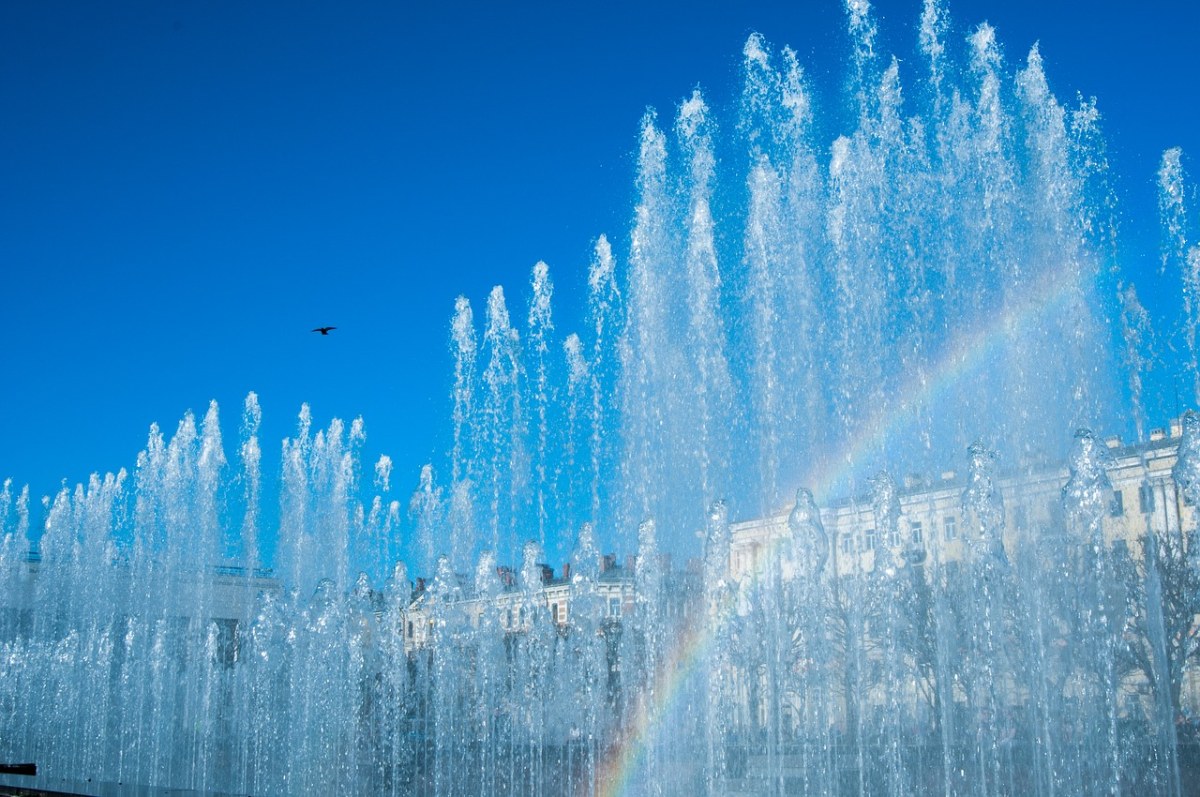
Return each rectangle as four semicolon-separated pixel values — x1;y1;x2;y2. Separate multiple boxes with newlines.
802;265;1087;506
594;263;1092;796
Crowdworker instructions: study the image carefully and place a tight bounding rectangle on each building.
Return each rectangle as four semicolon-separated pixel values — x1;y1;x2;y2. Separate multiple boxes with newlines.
400;556;636;653
730;420;1194;583
725;417;1200;734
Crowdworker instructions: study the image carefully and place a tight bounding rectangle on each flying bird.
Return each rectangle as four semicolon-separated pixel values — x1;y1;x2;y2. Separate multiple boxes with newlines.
312;326;337;335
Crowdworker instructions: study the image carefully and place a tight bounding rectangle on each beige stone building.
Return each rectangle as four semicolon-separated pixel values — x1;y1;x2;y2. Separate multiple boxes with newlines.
726;418;1200;725
400;560;636;653
730;420;1194;581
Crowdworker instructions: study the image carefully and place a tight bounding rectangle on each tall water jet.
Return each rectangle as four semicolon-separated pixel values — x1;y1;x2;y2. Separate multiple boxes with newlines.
481;285;525;558
563;332;590;538
527;261;556;553
619;115;674;543
1119;284;1155;443
451;294;478;488
585;234;621;534
409;463;442;578
677;91;734;509
239;392;263;568
1158;149;1200;406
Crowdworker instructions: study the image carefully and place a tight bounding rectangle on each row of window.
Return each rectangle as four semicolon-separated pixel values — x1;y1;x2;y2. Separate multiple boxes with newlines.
405;595;626;639
1108;483;1190;517
831;481;1188;557
837;516;956;555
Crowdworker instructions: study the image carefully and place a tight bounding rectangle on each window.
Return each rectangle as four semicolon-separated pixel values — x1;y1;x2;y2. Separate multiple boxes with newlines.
864;529;877;551
407;620;414;639
214;618;239;669
910;521;923;546
943;516;957;541
886;526;901;548
839;534;854;555
551;603;560;624
608;597;621;618
1110;489;1125;517
1139;483;1156;514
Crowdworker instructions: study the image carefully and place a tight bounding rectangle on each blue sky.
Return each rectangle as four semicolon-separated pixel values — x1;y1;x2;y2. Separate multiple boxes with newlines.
1;0;1197;537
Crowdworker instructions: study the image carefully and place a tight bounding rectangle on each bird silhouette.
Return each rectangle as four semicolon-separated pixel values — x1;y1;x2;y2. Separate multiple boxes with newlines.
312;326;336;335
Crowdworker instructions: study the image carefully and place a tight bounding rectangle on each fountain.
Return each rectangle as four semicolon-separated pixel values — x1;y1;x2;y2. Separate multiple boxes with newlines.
3;0;1200;794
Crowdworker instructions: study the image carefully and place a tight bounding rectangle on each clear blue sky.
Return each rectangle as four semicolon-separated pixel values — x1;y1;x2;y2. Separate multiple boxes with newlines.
1;0;1197;528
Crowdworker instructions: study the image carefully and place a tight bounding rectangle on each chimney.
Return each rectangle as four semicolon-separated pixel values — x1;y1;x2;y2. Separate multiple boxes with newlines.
562;563;571;581
601;554;616;573
1105;435;1122;449
539;564;554;584
1171;417;1184;438
415;577;426;594
626;555;637;573
1151;428;1166;442
940;470;956;482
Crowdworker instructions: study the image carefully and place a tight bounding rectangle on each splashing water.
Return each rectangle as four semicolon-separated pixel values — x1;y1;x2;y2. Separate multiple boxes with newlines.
4;2;1200;795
